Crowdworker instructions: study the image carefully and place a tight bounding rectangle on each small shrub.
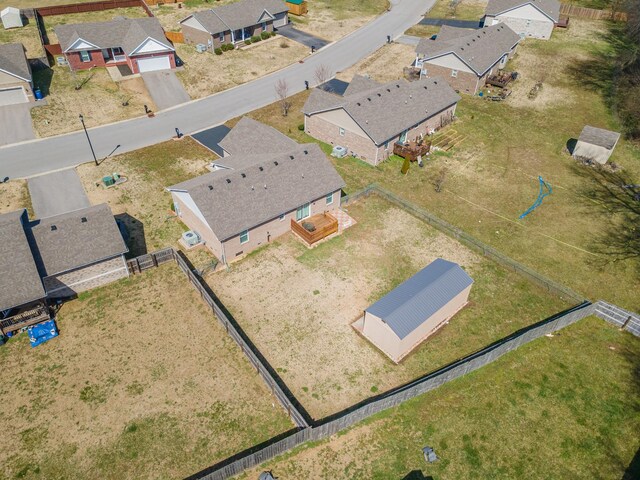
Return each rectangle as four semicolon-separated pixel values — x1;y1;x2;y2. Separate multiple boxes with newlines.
222;43;234;51
261;31;270;39
245;38;252;45
214;47;222;55
297;123;305;131
251;35;261;42
271;31;277;37
279;40;289;48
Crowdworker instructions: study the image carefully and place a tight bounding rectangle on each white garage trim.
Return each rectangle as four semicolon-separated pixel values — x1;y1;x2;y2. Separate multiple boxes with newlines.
0;86;28;106
137;56;171;73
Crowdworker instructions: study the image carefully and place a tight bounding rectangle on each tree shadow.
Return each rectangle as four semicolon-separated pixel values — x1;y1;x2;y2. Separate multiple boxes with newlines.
115;213;147;257
402;470;433;480
569;163;640;275
32;68;53;97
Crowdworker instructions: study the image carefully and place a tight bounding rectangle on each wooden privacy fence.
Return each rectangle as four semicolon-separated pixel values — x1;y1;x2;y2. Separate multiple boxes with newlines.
36;0;153;16
165;31;185;43
127;247;175;274
560;3;628;21
343;185;585;303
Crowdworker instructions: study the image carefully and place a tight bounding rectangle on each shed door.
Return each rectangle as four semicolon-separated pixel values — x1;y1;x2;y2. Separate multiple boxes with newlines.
0;87;28;106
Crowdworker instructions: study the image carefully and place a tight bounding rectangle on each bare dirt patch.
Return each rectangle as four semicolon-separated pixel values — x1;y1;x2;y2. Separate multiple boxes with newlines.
31;66;155;137
176;37;308;99
337;43;416;83
0;263;292;479
0;179;31;216
209;196;569;418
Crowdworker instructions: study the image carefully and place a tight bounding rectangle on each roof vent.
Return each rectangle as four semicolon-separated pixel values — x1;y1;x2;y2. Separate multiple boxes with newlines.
274;161;279;166
264;184;267;189
241;173;246;178
289;155;294;160
50;225;57;231
424;86;428;89
301;173;304;178
259;166;264;171
303;149;308;154
461;47;464;50
251;185;254;190
226;178;231;184
367;97;371;101
377;93;381;97
386;88;391;92
81;217;87;223
208;185;213;190
356;102;361;106
396;84;400;88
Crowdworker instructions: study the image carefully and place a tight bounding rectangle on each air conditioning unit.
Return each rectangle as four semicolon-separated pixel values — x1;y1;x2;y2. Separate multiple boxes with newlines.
56;56;68;66
331;145;347;158
182;230;201;246
195;43;207;53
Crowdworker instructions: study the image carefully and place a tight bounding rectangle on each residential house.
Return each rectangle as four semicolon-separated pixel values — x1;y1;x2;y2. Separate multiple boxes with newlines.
415;24;521;95
303;75;461;165
180;0;288;47
573;126;621;165
55;16;176;73
0;210;48;335
168;121;345;263
0;43;34;106
483;0;561;40
29;204;129;298
355;258;474;363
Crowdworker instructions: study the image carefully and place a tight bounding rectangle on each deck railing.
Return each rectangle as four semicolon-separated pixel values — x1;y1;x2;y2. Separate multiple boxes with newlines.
291;213;338;245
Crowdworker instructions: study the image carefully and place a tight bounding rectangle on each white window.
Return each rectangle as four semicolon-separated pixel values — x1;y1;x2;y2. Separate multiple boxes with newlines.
451;69;458;78
219;32;225;42
262;22;267;31
240;230;249;244
279;213;285;221
296;203;310;221
80;50;91;62
339;127;345;136
326;192;334;205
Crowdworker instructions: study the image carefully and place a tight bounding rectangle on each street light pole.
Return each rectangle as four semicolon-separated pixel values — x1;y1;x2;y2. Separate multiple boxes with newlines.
79;114;98;166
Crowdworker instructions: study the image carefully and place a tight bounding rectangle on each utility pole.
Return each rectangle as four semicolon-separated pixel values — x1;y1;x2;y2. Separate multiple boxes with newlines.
79;114;98;166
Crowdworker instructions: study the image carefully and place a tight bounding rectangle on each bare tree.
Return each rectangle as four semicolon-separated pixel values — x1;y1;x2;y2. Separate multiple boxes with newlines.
314;64;332;86
433;168;447;193
274;79;291;117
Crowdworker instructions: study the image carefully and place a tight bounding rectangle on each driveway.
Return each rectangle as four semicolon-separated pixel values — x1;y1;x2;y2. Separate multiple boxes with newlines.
28;168;90;218
0;104;35;147
419;17;481;28
192;125;231;156
0;0;437;179
277;24;330;50
142;70;191;111
396;34;421;46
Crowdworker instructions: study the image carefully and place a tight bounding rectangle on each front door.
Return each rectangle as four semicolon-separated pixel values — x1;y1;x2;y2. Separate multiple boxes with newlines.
244;27;252;39
102;49;111;60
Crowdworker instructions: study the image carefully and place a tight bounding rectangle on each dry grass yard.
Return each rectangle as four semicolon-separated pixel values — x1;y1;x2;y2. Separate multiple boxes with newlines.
176;37;308;99
427;0;487;21
337;42;416;83
0;179;32;216
240;316;640;479
77;137;215;256
0;263;293;480
209;196;570;418
31;66;155;137
0;21;43;58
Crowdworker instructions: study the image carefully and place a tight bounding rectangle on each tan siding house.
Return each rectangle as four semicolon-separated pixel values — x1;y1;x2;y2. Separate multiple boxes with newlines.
303;75;460;165
483;0;561;40
356;259;473;363
0;43;34;106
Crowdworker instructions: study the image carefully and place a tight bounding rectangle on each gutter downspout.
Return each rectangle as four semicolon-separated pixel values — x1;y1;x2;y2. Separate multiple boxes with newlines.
221;241;229;268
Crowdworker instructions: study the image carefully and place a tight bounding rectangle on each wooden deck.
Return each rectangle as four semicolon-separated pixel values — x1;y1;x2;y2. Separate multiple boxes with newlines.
393;140;431;162
486;71;516;88
291;213;338;245
0;304;50;335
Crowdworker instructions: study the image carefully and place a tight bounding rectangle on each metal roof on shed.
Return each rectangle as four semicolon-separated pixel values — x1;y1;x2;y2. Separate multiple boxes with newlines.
366;258;473;340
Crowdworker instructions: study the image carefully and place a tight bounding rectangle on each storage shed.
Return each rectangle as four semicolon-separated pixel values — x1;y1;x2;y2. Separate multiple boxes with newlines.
286;0;308;16
1;7;23;29
357;258;473;363
573;125;621;165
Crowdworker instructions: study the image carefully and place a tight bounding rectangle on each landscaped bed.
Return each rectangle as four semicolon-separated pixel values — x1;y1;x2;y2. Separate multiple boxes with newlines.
209;195;572;418
0;263;293;479
240;315;640;479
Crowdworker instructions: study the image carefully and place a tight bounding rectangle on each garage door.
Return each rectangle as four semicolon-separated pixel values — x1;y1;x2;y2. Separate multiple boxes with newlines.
273;12;288;28
0;87;28;106
137;56;171;73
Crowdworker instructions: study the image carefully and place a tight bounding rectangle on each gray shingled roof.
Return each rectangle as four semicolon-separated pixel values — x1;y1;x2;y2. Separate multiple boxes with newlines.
0;43;31;82
416;24;521;75
169;143;345;241
56;17;173;56
342;74;381;96
0;210;45;311
184;0;288;34
366;258;473;340
577;126;621;150
29;204;128;277
485;0;560;22
303;76;461;145
218;117;297;156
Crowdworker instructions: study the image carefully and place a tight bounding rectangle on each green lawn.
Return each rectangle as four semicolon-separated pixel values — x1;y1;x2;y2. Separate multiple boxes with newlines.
242;19;640;312
241;316;640;479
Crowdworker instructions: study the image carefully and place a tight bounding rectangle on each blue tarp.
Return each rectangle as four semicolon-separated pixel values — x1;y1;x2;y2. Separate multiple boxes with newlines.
28;319;58;347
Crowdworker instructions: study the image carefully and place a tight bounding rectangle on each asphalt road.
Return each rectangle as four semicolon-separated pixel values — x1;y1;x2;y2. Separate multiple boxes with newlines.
28;168;90;218
0;0;433;180
142;71;191;111
0;104;34;147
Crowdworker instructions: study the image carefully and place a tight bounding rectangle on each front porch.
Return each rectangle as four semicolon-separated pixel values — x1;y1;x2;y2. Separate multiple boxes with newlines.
1;303;51;335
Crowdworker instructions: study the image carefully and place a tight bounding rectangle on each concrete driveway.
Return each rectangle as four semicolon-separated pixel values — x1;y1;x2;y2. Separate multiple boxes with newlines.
277;24;329;50
142;70;191;111
0;104;35;147
28;168;90;218
419;18;481;28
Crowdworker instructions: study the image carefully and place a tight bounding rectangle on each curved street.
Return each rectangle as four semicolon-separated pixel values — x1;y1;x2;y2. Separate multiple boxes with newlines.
0;0;433;179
